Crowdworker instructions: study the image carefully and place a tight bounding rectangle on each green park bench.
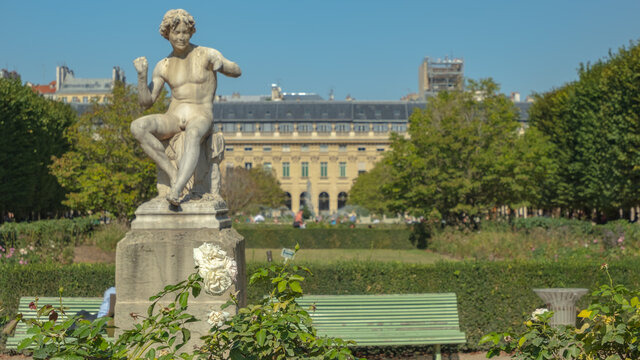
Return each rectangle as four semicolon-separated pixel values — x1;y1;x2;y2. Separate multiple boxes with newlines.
5;296;114;350
297;293;466;360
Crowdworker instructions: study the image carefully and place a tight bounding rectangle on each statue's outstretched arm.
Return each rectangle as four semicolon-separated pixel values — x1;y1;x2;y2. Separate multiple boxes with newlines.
133;57;165;109
208;49;241;78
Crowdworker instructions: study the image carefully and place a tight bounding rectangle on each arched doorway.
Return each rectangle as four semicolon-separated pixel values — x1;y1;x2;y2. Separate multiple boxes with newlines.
299;192;309;209
338;192;348;209
284;192;291;210
318;192;329;211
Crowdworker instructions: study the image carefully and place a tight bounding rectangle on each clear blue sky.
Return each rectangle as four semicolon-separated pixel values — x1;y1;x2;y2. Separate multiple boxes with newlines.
3;0;639;100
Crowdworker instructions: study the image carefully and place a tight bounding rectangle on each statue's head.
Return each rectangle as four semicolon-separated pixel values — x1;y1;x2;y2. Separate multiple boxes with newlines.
159;9;196;40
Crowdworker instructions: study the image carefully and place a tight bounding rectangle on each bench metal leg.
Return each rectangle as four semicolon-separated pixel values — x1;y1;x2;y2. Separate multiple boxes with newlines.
434;344;442;360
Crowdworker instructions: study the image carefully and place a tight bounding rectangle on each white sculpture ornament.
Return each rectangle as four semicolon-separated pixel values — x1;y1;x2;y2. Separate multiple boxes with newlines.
131;9;241;207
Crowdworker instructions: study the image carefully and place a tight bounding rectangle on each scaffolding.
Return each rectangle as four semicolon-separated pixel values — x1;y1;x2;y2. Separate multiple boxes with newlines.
418;57;464;97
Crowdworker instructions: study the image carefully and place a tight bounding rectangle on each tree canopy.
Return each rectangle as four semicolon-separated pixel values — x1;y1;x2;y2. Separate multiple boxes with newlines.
221;165;285;215
50;83;167;220
0;78;76;220
350;79;555;223
528;41;640;219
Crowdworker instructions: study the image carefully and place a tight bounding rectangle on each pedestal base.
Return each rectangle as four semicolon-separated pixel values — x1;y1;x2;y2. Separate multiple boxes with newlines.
131;197;232;230
115;227;246;349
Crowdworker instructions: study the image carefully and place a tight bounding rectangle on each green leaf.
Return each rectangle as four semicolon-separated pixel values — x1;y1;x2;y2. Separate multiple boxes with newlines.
277;280;287;293
289;281;303;293
256;328;267;346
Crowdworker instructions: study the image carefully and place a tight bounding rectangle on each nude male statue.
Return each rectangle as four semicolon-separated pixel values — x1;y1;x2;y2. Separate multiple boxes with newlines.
131;9;241;206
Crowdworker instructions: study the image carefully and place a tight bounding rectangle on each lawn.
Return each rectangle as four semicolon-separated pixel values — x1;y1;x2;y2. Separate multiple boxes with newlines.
245;248;454;264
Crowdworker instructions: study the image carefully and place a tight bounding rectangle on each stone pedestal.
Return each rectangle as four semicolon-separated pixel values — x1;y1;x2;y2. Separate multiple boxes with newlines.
115;200;245;348
533;288;588;326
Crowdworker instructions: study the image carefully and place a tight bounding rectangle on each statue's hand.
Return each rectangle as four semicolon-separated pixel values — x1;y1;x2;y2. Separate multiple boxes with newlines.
133;57;148;74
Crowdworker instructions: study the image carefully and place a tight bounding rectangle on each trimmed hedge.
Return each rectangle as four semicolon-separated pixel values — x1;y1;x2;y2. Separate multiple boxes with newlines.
0;263;115;317
236;227;414;249
4;260;640;351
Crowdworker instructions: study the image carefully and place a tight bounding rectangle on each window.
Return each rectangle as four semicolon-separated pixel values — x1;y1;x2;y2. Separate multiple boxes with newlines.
227;112;236;119
222;123;236;133
225;146;234;152
320;162;328;177
263;146;272;152
318;192;329;211
247;111;254;119
374;110;382;120
282;162;290;177
339;145;347;152
301;162;309;177
393;110;401;119
391;123;407;133
282;145;290;152
83;96;89;103
301;144;309;152
62;97;68;103
354;123;369;133
298;123;313;133
72;96;79;103
263;162;272;171
358;162;366;175
373;123;388;133
335;123;350;133
240;123;255;132
339;162;346;177
338;192;348;209
358;147;366;152
319;144;328;152
245;162;252;170
377;147;385;152
244;146;253;151
279;123;293;133
317;123;331;133
265;111;271;119
261;123;274;132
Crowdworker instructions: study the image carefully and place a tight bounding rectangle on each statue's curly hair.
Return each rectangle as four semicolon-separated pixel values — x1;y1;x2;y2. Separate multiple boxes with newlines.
159;9;196;40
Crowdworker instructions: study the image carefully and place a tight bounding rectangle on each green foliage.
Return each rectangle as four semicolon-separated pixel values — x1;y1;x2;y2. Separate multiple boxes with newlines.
234;226;414;249
221;166;285;215
348;161;396;215
482;266;640;359
0;263;115;317
50;83;168;220
0;78;76;220
14;248;357;359
200;246;358;359
0;217;98;264
379;78;555;223
10;259;640;352
529;41;640;218
429;217;636;261
89;222;128;252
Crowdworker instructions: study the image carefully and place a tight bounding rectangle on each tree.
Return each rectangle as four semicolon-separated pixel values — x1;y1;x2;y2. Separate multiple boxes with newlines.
50;83;168;220
529;41;640;219
380;79;554;223
0;78;76;220
348;160;396;215
221;165;285;215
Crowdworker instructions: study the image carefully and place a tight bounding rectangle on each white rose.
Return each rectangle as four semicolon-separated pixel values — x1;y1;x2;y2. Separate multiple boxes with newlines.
531;308;549;321
194;243;238;295
207;309;230;327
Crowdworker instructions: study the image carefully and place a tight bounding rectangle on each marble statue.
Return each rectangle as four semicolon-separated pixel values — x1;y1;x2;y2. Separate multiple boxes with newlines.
131;9;241;206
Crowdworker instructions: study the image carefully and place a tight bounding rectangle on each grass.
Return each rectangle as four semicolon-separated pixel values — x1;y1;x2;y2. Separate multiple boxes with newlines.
245;248;454;264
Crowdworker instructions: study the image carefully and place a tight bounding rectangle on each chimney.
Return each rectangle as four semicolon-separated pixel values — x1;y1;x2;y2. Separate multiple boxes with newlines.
271;84;283;101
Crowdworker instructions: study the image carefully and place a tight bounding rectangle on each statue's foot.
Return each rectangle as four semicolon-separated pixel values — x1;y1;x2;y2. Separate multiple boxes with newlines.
166;192;181;206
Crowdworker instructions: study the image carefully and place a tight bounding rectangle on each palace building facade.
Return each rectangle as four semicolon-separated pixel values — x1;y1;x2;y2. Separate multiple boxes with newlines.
213;98;427;215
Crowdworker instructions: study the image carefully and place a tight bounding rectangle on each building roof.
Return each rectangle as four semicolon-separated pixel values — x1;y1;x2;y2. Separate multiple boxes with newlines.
514;102;533;122
30;81;56;94
57;78;114;95
212;101;427;123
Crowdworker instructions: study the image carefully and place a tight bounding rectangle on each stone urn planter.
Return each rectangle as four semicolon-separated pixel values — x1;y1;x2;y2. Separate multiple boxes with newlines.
533;288;589;326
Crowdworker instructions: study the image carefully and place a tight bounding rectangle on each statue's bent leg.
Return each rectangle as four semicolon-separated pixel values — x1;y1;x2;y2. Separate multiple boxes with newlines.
131;114;180;187
167;117;211;205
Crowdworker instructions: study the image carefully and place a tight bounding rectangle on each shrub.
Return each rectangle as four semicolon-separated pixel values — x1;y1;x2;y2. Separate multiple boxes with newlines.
236;226;414;249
